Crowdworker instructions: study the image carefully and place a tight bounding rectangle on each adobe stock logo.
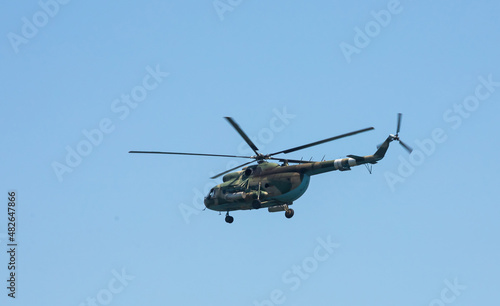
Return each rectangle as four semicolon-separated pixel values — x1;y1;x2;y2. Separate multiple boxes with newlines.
428;278;466;306
7;0;71;54
213;0;244;21
253;235;339;306
339;0;403;63
78;268;135;306
51;64;169;182
385;74;500;191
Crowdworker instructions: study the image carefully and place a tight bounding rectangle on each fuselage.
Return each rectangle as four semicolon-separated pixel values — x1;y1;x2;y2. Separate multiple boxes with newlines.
204;135;394;213
204;162;310;212
204;154;375;212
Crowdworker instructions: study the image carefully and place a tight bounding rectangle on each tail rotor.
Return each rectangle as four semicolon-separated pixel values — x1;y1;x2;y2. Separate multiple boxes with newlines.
392;113;413;153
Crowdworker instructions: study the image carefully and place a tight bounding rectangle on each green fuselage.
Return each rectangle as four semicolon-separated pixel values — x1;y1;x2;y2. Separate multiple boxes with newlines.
203;137;390;212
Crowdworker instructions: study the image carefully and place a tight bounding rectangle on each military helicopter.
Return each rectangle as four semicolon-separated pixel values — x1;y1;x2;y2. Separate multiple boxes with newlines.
130;114;412;223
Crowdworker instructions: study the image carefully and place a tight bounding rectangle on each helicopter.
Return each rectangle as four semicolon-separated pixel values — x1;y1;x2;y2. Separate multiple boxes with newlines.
130;114;412;223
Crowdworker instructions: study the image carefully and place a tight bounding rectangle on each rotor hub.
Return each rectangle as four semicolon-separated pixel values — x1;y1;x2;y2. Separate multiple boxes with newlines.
389;134;399;141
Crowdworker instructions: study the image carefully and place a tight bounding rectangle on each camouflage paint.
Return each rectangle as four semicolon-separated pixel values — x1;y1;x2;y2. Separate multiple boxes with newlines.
204;135;396;212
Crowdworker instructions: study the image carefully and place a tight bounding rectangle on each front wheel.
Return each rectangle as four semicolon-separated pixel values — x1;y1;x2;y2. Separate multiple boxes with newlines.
225;215;234;223
285;209;294;219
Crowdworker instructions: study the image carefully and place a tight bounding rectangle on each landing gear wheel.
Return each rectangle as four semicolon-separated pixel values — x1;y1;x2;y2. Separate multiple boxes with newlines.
252;199;262;209
285;209;294;219
225;215;234;223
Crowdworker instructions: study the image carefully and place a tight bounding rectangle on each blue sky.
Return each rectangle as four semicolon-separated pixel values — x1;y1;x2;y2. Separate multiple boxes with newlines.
1;1;499;305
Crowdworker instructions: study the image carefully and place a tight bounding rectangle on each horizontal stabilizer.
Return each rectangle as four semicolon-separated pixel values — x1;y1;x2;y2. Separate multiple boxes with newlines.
347;154;377;164
346;154;365;162
346;154;362;159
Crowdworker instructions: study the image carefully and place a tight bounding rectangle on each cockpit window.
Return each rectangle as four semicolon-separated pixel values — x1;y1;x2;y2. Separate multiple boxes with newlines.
207;188;215;199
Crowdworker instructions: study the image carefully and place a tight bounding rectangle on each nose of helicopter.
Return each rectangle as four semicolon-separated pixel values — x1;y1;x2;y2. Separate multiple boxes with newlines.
204;197;211;208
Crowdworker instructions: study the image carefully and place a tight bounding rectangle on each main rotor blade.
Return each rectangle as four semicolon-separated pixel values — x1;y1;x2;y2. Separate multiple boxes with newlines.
396;113;402;135
225;117;260;155
398;140;413;154
129;151;253;159
269;127;374;156
267;157;317;164
210;160;256;179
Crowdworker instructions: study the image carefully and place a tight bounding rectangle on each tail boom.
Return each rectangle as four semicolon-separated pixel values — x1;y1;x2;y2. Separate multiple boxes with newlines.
301;136;394;176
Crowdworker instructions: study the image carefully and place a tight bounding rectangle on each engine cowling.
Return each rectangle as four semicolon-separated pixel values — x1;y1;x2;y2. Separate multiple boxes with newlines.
222;172;241;182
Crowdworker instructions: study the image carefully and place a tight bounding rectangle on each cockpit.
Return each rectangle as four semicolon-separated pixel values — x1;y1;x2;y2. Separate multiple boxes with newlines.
207;188;215;199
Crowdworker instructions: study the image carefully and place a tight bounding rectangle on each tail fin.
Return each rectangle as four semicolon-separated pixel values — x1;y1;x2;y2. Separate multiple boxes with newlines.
374;136;393;159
